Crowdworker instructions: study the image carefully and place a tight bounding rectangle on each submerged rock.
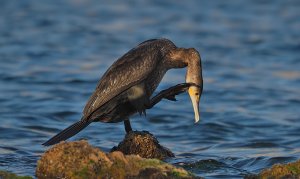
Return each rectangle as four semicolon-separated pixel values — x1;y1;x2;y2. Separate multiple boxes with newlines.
36;140;198;179
111;131;175;160
245;159;300;179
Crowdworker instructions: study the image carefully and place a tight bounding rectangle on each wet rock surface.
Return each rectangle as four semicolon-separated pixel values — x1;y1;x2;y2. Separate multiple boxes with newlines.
36;140;198;179
111;131;175;160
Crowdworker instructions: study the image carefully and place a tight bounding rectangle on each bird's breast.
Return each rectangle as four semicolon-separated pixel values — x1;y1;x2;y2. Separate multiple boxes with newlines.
127;84;146;101
126;83;148;115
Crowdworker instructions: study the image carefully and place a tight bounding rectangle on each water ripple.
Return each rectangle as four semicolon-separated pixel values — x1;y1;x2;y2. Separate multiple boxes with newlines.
1;0;300;178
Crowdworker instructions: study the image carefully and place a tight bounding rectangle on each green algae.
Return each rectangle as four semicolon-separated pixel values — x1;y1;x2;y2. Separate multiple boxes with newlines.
0;170;32;179
259;160;300;178
36;140;198;178
245;159;300;179
74;167;89;179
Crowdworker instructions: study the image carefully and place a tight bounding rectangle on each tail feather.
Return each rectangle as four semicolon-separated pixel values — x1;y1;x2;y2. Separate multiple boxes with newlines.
43;119;92;146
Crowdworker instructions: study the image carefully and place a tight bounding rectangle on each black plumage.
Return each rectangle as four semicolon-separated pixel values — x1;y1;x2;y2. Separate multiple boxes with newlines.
43;38;203;146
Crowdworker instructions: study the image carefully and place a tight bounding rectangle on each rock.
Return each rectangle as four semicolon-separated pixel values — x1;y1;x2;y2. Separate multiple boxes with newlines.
111;131;175;160
0;170;32;179
36;140;198;179
245;159;300;179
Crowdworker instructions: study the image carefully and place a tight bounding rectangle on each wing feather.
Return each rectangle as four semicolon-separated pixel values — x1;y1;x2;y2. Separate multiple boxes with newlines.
82;40;166;118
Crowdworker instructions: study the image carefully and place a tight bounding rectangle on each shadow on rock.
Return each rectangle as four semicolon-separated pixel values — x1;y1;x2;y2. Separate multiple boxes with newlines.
111;131;174;160
36;140;199;179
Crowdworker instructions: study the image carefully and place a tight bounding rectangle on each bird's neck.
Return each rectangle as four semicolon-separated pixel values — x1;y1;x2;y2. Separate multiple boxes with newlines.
179;48;202;85
167;47;202;85
166;48;188;68
186;57;201;85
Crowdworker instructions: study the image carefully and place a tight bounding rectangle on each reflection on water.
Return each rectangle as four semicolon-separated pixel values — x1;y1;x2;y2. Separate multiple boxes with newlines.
0;0;300;178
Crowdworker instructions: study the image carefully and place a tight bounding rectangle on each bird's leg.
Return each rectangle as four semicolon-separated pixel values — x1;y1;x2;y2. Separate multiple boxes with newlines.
146;83;197;109
124;118;132;133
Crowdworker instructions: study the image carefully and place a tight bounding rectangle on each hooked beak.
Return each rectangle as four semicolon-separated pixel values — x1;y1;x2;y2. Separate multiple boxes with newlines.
188;86;200;123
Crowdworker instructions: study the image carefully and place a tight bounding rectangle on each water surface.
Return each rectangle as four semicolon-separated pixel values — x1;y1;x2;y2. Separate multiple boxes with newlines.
0;0;300;178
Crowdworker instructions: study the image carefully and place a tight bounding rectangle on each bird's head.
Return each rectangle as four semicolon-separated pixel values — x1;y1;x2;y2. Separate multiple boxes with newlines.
184;48;203;123
169;48;203;123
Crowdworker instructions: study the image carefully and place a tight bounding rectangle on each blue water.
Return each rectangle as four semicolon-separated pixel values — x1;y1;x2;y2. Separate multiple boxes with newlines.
1;0;300;178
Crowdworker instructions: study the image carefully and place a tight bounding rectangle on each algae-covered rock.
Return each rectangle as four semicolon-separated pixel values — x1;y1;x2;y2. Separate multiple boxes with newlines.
36;140;198;179
0;170;32;179
245;159;300;179
111;131;175;160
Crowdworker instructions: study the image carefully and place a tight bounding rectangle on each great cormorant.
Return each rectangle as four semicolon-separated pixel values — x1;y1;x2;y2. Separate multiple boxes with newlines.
43;38;203;146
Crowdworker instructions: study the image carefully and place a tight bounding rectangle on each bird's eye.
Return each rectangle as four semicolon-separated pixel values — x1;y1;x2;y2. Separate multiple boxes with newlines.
195;93;199;96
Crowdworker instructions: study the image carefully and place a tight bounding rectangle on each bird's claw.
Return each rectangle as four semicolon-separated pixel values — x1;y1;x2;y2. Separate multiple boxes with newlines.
165;95;177;101
163;83;195;101
147;83;199;109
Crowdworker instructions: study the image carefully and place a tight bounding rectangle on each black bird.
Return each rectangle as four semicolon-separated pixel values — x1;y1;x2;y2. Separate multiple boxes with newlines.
43;38;203;146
